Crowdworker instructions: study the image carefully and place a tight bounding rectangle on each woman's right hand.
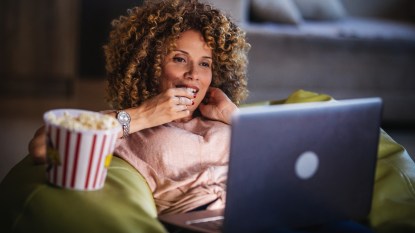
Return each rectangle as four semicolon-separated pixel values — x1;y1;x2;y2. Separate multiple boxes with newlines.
28;126;47;164
126;87;195;132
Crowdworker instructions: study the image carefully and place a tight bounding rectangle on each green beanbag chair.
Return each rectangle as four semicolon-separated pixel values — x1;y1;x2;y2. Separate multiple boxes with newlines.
1;89;414;233
0;156;166;233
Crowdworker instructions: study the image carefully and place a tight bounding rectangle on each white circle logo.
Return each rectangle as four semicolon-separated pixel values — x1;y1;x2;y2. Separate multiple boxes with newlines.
295;151;319;179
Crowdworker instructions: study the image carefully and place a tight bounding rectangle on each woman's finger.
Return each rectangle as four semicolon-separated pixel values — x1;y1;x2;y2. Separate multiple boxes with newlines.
28;126;47;164
175;96;193;106
174;104;188;112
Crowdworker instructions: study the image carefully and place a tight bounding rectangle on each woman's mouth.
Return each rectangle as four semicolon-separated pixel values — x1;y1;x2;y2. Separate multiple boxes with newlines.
176;85;199;94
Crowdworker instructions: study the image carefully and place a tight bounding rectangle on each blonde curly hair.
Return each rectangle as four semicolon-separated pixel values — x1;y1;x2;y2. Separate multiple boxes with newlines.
103;0;250;109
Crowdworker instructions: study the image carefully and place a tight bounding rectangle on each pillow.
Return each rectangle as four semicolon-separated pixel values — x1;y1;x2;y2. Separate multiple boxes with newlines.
250;0;302;25
293;0;347;20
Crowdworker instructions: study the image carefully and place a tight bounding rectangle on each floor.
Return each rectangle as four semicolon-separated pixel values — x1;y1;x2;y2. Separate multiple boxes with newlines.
1;79;414;182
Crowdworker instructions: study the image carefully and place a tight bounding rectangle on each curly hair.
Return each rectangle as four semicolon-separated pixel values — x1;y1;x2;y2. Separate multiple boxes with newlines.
103;0;250;109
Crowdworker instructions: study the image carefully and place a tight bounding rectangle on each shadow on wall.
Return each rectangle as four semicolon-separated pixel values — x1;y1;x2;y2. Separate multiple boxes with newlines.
79;0;144;78
0;0;144;98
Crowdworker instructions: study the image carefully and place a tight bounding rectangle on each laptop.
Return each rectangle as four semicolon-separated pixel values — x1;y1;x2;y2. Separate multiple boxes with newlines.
159;98;383;233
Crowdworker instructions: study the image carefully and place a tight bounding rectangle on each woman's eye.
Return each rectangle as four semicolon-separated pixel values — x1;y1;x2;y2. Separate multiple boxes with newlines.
200;62;211;68
173;57;186;63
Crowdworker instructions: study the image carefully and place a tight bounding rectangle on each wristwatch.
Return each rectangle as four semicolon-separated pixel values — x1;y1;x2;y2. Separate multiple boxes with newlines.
116;110;131;139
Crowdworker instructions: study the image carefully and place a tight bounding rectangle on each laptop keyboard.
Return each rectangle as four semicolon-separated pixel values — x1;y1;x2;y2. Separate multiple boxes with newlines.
186;216;224;231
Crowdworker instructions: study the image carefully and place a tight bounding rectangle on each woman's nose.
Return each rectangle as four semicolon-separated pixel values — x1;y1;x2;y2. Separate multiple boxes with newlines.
185;62;198;80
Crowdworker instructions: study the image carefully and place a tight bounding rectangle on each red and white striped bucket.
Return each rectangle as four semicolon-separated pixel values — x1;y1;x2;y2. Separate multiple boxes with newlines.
43;109;121;191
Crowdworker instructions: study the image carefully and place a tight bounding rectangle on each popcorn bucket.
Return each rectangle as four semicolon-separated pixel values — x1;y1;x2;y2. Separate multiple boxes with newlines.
43;109;121;191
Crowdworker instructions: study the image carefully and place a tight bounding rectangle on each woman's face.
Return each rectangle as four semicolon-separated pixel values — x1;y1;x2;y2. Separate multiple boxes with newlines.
160;29;213;112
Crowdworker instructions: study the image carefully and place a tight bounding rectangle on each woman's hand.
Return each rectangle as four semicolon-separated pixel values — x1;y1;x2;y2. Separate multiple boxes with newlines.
28;126;47;164
128;87;195;131
198;87;238;125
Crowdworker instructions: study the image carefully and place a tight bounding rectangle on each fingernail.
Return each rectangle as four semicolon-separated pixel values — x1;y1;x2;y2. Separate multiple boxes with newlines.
192;100;194;105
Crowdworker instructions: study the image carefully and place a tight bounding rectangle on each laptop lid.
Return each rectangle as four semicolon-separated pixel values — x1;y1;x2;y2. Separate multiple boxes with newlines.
222;98;382;233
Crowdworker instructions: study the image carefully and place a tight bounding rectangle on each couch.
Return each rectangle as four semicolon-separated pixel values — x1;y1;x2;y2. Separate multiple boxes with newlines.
1;90;415;233
210;0;415;124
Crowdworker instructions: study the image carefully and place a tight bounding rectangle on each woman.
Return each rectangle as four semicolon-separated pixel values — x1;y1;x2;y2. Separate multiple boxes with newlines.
29;0;250;215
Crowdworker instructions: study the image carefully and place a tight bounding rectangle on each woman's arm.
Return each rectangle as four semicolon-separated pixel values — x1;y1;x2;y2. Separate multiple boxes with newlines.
106;87;195;137
28;87;195;163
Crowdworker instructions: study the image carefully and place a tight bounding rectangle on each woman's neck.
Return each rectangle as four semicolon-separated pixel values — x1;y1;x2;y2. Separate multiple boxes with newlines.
173;109;201;123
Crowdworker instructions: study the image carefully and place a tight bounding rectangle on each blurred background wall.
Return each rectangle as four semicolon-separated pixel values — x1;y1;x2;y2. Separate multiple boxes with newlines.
0;0;145;97
0;0;143;181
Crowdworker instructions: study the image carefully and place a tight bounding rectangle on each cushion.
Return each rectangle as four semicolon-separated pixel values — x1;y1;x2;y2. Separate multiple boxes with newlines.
293;0;347;20
250;0;302;25
0;156;166;233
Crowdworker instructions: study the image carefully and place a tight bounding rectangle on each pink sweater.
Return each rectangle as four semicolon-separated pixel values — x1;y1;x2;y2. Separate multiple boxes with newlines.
114;117;230;214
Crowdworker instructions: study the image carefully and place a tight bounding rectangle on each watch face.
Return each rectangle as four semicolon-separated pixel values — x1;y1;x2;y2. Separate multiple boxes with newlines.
118;111;131;124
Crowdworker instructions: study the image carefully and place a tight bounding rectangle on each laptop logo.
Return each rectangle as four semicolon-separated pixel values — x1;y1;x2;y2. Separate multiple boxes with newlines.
295;151;319;179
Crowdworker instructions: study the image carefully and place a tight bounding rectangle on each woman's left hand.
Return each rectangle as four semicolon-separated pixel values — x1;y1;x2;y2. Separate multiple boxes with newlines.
198;87;238;125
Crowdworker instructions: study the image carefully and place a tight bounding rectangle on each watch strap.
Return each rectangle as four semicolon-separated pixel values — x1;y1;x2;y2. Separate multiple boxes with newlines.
121;121;130;139
116;110;131;139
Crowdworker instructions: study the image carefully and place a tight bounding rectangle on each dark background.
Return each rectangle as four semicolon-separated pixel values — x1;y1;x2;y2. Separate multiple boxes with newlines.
79;0;143;78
